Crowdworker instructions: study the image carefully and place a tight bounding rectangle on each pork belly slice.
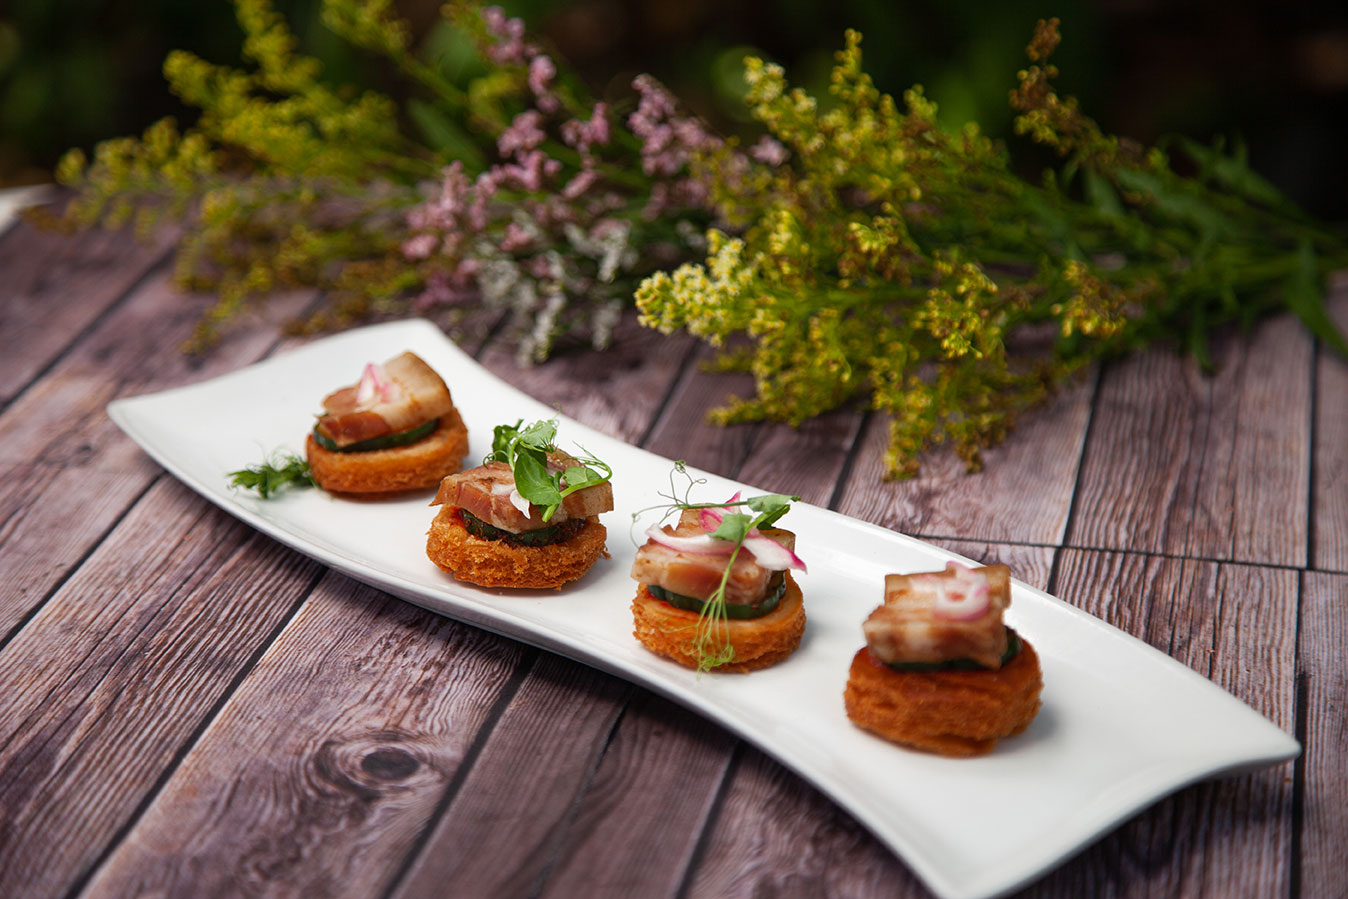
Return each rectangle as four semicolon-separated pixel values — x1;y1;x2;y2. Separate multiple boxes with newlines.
863;563;1012;669
631;509;797;604
316;352;456;446
432;453;614;533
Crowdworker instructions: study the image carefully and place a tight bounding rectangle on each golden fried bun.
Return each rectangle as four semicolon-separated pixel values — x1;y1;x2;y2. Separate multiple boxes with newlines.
306;408;469;495
631;575;805;672
843;638;1042;757
425;506;608;589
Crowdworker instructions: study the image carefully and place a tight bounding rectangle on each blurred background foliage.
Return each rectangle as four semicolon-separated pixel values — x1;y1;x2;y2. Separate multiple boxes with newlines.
1;0;1346;217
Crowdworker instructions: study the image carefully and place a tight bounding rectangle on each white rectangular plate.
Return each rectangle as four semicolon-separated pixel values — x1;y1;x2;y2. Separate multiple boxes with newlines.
108;319;1298;899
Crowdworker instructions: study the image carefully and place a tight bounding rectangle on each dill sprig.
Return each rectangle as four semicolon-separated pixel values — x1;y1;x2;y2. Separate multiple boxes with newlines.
227;450;315;498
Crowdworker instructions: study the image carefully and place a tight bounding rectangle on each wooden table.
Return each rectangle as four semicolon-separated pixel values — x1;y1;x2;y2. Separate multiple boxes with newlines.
1;212;1344;899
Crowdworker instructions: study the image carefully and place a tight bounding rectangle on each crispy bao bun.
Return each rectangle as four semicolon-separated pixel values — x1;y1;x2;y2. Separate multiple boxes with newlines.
843;638;1042;757
426;506;608;589
306;408;469;495
631;575;805;672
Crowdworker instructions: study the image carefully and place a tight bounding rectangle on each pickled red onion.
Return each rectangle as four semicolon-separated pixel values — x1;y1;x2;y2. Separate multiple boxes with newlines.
925;563;990;620
355;362;395;404
643;526;735;555
694;492;807;573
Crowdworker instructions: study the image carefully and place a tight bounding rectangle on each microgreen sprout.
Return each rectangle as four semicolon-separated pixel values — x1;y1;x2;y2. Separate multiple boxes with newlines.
486;418;612;522
634;463;801;672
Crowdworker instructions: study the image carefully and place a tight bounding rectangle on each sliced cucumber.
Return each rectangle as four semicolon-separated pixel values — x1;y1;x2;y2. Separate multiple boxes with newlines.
645;573;786;620
885;629;1023;673
312;418;439;453
460;509;585;547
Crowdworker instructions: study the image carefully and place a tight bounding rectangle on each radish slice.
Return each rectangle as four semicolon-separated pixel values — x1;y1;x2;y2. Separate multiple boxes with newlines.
644;526;735;555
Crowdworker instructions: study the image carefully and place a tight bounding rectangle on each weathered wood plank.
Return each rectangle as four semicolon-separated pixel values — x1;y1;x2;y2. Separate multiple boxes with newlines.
0;219;176;406
1298;570;1348;899
1069;315;1312;567
479;311;697;444
0;478;323;898
391;654;633;898
533;692;737;898
0;462;158;638
736;409;865;507
79;572;527;899
1312;288;1348;572
641;346;760;476
1025;550;1296;897
0;276;317;638
687;748;920;898
832;372;1094;544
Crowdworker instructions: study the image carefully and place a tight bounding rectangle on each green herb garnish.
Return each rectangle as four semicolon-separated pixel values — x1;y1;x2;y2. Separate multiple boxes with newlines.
227;450;315;498
634;462;801;672
485;418;612;522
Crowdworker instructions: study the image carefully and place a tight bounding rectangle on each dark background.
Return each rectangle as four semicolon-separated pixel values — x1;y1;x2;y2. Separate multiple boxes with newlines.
2;0;1345;219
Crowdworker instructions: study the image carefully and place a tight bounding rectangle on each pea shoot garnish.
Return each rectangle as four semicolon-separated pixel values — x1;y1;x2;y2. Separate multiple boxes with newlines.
486;418;612;522
634;463;805;672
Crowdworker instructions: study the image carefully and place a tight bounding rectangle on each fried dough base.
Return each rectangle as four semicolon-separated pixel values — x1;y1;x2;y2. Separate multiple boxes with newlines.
843;640;1042;757
426;506;608;589
306;408;469;494
630;575;805;672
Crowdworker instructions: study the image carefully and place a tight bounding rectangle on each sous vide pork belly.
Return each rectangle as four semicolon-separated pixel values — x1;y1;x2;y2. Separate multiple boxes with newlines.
431;453;614;532
630;509;798;603
315;352;456;447
862;562;1012;669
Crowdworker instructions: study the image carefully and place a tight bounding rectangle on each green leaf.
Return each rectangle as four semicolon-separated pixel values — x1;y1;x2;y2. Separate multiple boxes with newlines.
406;98;485;168
1083;169;1124;218
488;418;524;461
1170;135;1298;214
709;512;752;543
1285;241;1348;357
744;492;799;527
512;447;563;517
518;419;559;448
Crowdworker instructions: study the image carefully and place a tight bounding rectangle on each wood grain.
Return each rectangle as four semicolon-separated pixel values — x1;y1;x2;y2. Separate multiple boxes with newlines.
392;654;633;898
917;540;1056;592
0;219;175;406
1069;315;1312;567
641;345;760;477
81;572;527;899
533;692;737;898
736;409;865;507
1312;291;1348;572
1033;550;1297;898
0;479;322;898
687;747;920;898
0;273;316;637
0;215;1335;899
1297;571;1348;899
480;310;697;444
0;276;316;469
832;371;1094;545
